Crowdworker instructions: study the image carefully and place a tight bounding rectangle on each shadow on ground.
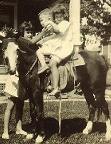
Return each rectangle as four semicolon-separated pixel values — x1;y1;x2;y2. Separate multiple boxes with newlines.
22;117;106;136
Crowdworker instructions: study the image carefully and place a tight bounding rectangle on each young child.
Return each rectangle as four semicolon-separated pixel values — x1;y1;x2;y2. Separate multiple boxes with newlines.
36;4;73;95
36;8;55;46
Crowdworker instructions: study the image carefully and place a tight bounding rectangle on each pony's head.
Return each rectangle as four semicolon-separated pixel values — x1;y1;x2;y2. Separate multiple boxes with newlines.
4;41;18;74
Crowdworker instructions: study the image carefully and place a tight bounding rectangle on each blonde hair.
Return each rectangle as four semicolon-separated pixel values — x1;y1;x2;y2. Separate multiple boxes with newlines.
38;8;52;21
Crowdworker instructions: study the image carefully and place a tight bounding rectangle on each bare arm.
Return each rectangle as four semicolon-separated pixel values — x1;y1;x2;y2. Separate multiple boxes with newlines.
45;21;60;34
30;28;46;44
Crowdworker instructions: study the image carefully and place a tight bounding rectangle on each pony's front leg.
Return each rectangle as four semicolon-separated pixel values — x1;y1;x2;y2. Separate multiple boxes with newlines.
83;105;95;135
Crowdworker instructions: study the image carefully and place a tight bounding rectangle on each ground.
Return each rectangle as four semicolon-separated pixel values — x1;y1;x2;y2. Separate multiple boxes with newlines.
0;100;111;144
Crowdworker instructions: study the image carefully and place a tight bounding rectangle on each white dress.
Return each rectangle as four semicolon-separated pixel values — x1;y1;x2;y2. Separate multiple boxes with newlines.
41;20;73;61
4;75;19;97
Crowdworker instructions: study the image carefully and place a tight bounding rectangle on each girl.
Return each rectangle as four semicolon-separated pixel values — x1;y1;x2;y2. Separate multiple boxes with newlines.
36;4;73;95
16;21;48;143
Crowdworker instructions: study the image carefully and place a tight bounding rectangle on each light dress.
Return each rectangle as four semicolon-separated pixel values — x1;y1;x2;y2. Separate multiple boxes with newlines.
4;74;19;97
40;20;73;61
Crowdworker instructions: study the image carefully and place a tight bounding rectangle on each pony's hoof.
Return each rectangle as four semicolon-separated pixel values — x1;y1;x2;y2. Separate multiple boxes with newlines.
105;131;111;141
35;135;45;144
26;133;34;139
2;133;9;139
83;128;92;135
16;129;27;135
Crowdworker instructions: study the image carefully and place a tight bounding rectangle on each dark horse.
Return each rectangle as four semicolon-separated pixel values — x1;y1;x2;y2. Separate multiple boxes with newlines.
4;37;111;141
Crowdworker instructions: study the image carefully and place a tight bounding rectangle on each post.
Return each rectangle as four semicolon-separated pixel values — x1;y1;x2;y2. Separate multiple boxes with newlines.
69;0;81;52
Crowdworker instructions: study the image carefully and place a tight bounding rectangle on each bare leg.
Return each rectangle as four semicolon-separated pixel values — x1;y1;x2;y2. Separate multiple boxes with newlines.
15;99;27;135
36;49;47;67
49;59;59;95
16;120;27;135
2;99;14;139
36;49;49;74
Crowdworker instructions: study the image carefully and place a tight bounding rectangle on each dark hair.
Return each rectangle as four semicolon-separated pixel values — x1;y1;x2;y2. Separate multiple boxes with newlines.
18;21;33;37
51;4;68;21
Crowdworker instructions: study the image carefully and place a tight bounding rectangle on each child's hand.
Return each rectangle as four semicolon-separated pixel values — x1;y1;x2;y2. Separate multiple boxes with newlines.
45;24;53;31
44;21;54;30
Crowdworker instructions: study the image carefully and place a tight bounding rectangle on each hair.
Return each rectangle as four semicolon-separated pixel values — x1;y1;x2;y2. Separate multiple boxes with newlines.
18;21;33;37
38;8;52;21
51;4;68;21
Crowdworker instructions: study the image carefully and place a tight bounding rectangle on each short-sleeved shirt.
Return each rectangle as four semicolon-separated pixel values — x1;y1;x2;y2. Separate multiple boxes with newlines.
17;37;37;53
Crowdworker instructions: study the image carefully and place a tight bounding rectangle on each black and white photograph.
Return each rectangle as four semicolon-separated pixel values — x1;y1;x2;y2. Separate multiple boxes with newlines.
0;0;111;143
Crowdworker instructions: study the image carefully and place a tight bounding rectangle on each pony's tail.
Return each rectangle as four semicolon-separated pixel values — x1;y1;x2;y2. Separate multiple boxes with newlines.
96;107;102;121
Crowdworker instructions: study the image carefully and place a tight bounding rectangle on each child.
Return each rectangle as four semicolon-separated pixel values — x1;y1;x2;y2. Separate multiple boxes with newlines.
2;52;27;139
16;21;47;143
36;4;73;95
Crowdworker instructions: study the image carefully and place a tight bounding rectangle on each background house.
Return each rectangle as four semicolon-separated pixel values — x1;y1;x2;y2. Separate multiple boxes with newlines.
0;0;57;31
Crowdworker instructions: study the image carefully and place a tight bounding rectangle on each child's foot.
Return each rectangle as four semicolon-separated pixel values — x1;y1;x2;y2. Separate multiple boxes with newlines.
26;133;34;139
48;88;60;96
2;133;9;139
38;65;49;74
16;129;27;135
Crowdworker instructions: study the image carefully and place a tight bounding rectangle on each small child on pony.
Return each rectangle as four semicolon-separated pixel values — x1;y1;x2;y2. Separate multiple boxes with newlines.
36;4;74;96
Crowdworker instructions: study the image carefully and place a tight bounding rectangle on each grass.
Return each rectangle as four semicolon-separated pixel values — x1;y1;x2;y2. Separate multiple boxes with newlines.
0;101;111;144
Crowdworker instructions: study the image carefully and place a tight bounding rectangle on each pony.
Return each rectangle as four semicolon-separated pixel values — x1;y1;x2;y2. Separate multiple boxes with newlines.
76;50;111;141
3;37;111;141
46;50;111;140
